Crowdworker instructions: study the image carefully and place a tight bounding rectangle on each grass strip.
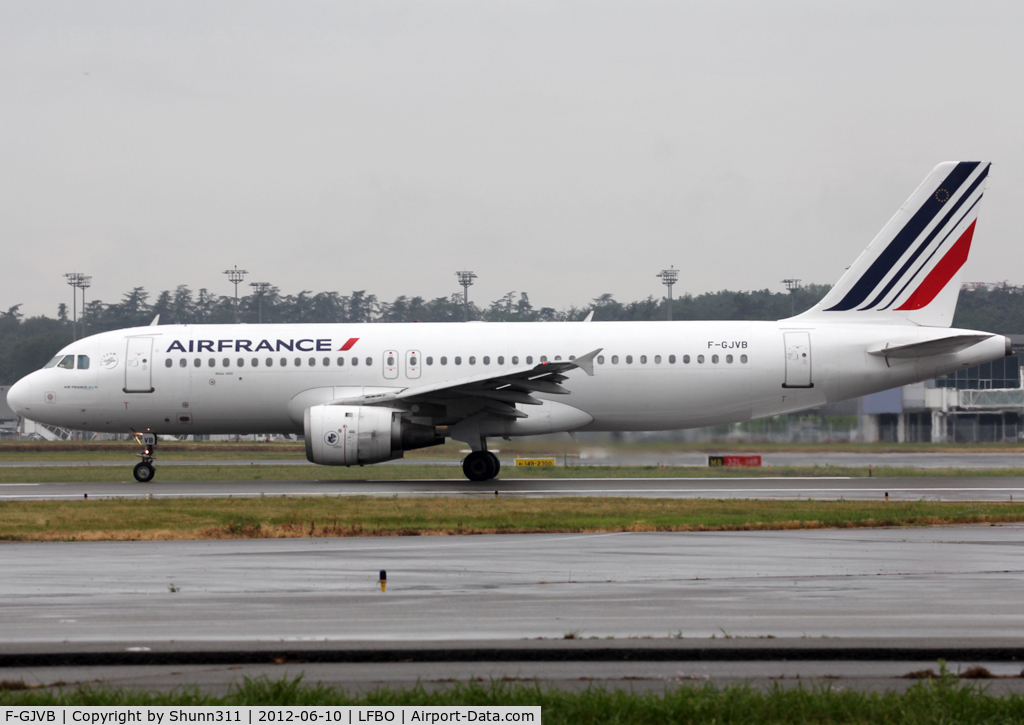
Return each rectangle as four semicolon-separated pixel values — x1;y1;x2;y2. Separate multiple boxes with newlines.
3;464;1024;484
2;496;1024;541
4;675;1024;723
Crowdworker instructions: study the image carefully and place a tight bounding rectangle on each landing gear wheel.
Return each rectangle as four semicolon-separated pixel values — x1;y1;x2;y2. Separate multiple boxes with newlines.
487;451;501;477
133;462;155;482
463;451;498;482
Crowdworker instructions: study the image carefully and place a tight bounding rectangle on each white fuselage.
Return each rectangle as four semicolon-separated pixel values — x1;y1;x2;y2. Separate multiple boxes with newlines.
7;320;1008;437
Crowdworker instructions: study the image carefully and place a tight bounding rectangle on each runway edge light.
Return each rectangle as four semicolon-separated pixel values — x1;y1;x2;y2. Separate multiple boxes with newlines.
379;570;387;592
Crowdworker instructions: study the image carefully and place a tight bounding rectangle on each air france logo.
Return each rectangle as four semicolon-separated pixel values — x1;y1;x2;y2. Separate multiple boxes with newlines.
100;352;118;369
166;337;360;353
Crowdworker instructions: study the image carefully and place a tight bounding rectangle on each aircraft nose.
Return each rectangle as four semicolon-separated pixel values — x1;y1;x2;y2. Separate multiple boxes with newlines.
6;377;31;414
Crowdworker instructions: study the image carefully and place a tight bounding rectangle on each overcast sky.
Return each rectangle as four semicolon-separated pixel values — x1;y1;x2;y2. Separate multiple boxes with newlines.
2;1;1022;319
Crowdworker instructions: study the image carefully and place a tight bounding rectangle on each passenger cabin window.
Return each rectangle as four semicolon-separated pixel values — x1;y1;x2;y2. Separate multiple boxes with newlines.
237;358;245;367
194;359;201;368
526;356;533;364
669;355;677;364
294;358;302;367
252;358;260;367
410;355;418;366
77;355;90;370
611;355;619;364
165;359;172;368
726;355;733;363
208;358;216;367
741;354;748;363
426;357;433;365
469;356;476;365
266;358;274;367
387;355;395;366
711;355;719;363
626;355;633;364
654;355;661;364
512;356;519;364
483;356;490;365
57;355;75;369
309;358;316;367
222;358;230;367
597;355;605;364
365;357;372;366
540;356;547;362
179;359;186;368
497;356;504;364
440;357;447;365
337;357;344;366
351;357;358;366
640;355;647;364
280;358;287;367
323;357;330;366
455;356;462;365
697;355;705;364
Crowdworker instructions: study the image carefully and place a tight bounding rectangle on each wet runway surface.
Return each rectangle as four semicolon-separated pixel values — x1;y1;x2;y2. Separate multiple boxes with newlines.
2;451;1023;468
3;476;1024;501
5;527;1024;642
4;527;1024;692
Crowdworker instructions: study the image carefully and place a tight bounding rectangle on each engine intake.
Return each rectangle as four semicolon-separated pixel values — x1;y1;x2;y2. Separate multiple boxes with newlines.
304;404;443;465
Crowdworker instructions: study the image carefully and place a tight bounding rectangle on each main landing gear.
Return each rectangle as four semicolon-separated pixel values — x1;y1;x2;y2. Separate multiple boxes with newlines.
462;450;501;482
133;433;157;482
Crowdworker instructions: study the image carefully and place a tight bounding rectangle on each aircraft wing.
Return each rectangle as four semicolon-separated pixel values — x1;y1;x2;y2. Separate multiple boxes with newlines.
330;348;602;419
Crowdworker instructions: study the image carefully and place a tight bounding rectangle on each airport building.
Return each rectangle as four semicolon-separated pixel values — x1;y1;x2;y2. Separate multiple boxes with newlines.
856;334;1024;443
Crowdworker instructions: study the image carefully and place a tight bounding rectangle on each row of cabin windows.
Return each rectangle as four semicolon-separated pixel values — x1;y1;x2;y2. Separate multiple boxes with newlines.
166;356;373;369
596;353;748;365
165;353;750;370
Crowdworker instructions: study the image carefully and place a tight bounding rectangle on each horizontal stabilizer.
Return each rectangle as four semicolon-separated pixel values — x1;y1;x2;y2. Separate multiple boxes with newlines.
867;334;992;359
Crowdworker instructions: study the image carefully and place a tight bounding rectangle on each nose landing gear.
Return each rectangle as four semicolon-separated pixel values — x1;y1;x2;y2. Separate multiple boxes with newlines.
133;433;157;482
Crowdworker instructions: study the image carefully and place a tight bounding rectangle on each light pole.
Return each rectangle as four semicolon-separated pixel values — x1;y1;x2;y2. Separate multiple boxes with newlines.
782;279;801;316
223;266;248;323
76;275;92;338
657;266;679;321
64;272;83;340
249;281;271;324
455;270;476;322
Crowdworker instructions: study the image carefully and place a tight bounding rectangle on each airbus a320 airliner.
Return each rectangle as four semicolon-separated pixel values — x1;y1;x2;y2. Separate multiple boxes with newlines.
6;161;1010;482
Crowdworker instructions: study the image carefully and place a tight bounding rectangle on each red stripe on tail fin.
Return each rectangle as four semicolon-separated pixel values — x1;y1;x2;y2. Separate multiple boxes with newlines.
895;220;977;311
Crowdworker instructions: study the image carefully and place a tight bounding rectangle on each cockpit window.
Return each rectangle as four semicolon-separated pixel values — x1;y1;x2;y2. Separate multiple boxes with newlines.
57;355;75;369
43;356;62;368
77;355;90;370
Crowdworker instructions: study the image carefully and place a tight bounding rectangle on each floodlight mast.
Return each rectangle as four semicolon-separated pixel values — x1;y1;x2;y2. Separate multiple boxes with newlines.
223;266;248;323
455;270;477;322
249;281;272;324
656;266;679;321
63;272;83;340
782;278;801;316
76;275;92;338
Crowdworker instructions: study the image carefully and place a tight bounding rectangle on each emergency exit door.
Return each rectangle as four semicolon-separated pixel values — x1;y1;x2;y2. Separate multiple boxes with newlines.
782;332;813;388
124;337;155;393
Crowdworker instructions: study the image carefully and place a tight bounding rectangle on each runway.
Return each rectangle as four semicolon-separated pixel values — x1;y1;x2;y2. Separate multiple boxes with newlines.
2;451;1023;468
3;527;1024;692
3;475;1024;501
5;527;1024;641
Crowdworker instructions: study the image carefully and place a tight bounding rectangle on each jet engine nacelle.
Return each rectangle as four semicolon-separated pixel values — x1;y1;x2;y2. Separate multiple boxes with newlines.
304;404;442;466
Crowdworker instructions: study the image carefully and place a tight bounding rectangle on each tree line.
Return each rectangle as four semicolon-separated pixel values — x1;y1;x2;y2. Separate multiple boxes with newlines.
1;283;1021;385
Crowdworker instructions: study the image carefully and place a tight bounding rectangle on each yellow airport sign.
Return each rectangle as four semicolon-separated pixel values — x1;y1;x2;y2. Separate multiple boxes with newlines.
515;458;557;467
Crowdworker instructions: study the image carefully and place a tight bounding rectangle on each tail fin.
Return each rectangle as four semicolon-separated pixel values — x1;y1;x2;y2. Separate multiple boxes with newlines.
793;161;990;327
